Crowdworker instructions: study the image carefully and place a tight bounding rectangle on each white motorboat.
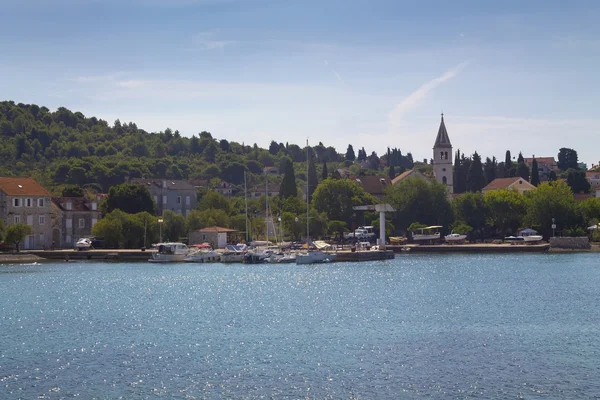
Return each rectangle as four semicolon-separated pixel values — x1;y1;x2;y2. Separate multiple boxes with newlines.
149;242;189;263
445;233;467;242
220;245;245;263
184;249;221;263
520;228;543;242
412;226;442;242
75;238;92;250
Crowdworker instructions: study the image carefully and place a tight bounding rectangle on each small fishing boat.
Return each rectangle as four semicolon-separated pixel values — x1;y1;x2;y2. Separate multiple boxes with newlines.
148;242;189;263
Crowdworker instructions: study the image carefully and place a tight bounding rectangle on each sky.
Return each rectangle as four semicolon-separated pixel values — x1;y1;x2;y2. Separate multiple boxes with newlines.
1;0;599;166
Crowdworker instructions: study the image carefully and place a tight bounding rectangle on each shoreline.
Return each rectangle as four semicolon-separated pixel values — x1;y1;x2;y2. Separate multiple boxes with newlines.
0;253;45;264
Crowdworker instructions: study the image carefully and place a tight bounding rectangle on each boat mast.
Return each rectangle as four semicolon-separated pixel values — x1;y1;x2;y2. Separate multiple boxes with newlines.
244;170;249;243
306;138;310;244
265;170;269;241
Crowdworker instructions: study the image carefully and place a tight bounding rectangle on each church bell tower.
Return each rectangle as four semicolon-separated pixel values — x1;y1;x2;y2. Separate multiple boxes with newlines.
433;113;453;193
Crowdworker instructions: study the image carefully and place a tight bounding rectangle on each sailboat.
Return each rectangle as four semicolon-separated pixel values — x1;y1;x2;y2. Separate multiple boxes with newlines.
296;139;337;264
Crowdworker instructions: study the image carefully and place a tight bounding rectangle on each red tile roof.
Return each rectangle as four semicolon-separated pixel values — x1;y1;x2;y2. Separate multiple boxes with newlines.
353;176;392;197
523;157;556;165
0;177;51;196
482;177;534;191
391;170;428;185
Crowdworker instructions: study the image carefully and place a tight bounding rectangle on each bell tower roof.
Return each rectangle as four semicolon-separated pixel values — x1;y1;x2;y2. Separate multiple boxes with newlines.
433;113;452;149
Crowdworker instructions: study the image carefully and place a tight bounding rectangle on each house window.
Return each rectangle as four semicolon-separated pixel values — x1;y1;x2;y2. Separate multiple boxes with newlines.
154;196;158;205
66;218;72;229
66;202;72;210
91;202;97;211
442;176;447;185
202;233;207;241
162;195;167;205
92;218;97;227
14;215;21;224
39;215;45;225
37;198;44;207
39;233;44;244
26;215;33;226
79;219;85;228
25;198;33;207
186;196;190;205
13;198;21;207
445;152;449;160
177;196;182;204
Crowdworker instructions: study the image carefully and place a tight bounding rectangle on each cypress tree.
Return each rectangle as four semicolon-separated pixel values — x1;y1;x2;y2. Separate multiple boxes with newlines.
531;158;540;186
279;159;297;198
453;150;461;193
504;150;515;177
345;144;355;161
307;152;318;203
517;152;525;164
322;162;328;180
389;165;396;180
517;162;530;181
466;151;486;192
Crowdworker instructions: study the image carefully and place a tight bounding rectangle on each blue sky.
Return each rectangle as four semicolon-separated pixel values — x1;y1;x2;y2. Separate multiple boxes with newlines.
1;0;599;166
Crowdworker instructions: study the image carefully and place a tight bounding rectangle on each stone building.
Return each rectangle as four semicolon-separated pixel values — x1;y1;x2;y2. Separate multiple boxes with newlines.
432;114;453;193
51;197;101;248
0;177;53;249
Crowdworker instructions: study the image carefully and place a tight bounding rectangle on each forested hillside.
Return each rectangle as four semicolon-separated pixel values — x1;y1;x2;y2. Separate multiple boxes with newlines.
0;101;415;194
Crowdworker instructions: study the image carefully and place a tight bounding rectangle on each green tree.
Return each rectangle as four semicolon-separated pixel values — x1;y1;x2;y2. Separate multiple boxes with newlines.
281;211;303;241
452;191;487;239
549;170;557;181
4;223;32;251
524;181;580;238
484;189;527;237
386;178;453;233
92;217;124;248
345;144;356;161
312;178;376;226
466;151;486;192
530;158;540;186
566;168;591;193
517;162;530;181
198;191;231;214
62;185;84;197
483;157;497;184
102;184;155;215
388;165;396;180
322;162;328;180
578;197;600;226
557;147;579;171
327;220;348;242
162;210;187;242
279;158;298;198
307;151;318;203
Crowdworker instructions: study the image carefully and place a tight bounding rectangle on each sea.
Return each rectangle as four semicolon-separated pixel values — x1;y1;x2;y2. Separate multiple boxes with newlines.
1;253;599;399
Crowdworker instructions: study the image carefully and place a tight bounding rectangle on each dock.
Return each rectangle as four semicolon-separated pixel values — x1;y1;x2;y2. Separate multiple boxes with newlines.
27;249;155;261
333;250;395;262
388;243;550;253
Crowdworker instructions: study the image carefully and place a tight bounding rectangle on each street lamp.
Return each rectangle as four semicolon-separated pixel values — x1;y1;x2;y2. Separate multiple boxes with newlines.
278;217;282;243
552;217;556;238
158;218;164;243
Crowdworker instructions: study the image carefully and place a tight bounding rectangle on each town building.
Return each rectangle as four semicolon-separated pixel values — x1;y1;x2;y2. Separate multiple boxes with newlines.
214;181;233;198
263;166;280;175
130;178;197;216
523;157;559;182
586;171;600;192
353;176;391;199
51;197;101;248
432;114;453;193
0;177;53;249
251;184;280;199
391;169;429;186
482;177;536;194
189;226;237;248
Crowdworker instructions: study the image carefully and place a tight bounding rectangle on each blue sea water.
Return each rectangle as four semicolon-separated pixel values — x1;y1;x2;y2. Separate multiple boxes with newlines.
1;254;600;399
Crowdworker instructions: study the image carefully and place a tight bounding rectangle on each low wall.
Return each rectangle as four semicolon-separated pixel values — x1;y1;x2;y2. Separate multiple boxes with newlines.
549;237;591;250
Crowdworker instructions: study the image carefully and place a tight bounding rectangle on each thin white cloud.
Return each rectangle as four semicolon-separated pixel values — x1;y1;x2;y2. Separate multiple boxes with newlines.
188;32;237;51
388;61;469;126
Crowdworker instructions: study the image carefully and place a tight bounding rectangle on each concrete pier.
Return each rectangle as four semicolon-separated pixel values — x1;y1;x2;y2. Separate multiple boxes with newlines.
388;243;550;253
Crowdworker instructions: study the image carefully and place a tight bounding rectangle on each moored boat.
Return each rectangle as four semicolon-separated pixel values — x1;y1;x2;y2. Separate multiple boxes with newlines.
445;232;467;242
184;249;221;263
148;242;189;263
